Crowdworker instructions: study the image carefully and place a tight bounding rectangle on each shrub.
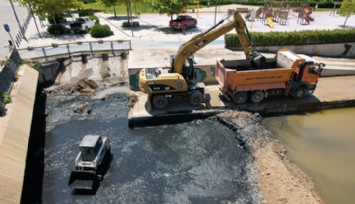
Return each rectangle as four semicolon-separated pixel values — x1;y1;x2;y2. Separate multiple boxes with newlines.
89;15;99;24
1;92;11;104
47;24;70;35
78;9;95;17
47;14;64;24
225;29;355;48
122;21;140;27
90;24;113;38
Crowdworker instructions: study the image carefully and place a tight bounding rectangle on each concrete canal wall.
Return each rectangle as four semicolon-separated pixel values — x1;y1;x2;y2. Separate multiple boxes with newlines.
0;65;38;204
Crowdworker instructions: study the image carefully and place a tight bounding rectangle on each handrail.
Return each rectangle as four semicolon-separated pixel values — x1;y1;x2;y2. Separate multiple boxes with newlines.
17;40;132;60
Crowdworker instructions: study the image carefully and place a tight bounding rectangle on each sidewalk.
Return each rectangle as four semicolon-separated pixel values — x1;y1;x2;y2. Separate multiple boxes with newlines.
20;6;354;51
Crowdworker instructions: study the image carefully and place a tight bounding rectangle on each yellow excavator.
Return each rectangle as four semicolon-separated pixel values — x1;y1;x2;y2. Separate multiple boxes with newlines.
139;11;266;110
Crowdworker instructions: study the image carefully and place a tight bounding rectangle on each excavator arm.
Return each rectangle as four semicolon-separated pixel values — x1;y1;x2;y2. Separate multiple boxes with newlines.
172;12;254;75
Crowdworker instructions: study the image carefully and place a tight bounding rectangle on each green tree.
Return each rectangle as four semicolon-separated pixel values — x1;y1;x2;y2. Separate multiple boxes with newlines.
14;0;83;24
102;0;119;18
146;0;194;20
338;0;355;27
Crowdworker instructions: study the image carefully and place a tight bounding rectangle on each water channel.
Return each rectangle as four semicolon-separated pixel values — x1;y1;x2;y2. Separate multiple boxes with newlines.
262;108;355;204
22;88;260;203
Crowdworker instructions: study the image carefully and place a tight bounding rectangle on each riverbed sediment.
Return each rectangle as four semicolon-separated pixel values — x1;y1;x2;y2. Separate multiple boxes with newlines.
217;110;323;204
24;80;325;203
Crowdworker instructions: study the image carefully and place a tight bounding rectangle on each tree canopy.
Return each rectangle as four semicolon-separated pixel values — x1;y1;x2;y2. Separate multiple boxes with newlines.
338;0;355;26
146;0;194;19
13;0;83;24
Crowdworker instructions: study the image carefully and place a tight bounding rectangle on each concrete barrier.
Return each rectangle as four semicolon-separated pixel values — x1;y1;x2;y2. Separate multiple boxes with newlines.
0;65;38;204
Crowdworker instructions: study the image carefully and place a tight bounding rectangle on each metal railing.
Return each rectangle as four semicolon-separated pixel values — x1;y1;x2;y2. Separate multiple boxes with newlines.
17;40;132;60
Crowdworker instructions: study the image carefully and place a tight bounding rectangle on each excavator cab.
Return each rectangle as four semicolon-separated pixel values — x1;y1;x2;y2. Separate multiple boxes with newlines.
171;56;195;83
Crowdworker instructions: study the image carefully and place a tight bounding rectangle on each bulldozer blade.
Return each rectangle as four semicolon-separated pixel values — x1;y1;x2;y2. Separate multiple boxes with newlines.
68;170;98;190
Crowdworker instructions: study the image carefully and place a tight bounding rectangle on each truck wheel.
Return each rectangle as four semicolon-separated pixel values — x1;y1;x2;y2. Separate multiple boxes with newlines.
250;91;265;103
233;92;248;104
293;86;307;99
152;94;168;110
189;90;203;106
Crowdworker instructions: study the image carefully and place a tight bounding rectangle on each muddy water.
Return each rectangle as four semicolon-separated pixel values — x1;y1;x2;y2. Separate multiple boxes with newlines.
262;108;355;204
29;89;260;203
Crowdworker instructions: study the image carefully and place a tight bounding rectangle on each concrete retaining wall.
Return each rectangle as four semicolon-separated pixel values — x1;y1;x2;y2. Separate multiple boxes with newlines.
251;43;355;58
0;51;21;93
0;65;38;204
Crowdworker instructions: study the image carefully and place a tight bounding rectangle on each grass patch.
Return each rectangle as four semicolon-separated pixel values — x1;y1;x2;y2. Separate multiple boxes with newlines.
83;1;155;14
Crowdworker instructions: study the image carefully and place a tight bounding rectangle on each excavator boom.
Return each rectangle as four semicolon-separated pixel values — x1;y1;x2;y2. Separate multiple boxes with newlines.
172;12;254;74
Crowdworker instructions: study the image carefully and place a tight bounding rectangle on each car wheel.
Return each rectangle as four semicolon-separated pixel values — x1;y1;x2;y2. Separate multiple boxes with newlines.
233;92;248;104
152;94;168;110
189;90;203;106
293;86;307;99
250;91;265;103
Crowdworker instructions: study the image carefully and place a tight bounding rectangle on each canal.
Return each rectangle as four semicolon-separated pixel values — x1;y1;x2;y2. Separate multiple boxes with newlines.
262;108;355;204
22;86;260;203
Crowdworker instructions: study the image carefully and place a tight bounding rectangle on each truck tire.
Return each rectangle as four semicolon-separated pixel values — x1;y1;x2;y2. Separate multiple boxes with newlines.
233;92;248;104
189;90;203;106
152;94;168;110
293;86;307;99
250;91;265;103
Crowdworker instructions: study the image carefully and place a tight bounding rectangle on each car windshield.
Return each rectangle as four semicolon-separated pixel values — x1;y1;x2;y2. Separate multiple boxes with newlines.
81;147;96;161
176;16;186;21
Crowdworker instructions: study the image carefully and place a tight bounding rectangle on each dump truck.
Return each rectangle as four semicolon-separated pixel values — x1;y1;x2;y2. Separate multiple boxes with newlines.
68;134;111;191
216;49;325;104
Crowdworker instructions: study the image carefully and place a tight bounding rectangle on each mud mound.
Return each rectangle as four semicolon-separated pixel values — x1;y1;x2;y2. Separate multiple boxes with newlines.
76;78;98;94
217;110;323;204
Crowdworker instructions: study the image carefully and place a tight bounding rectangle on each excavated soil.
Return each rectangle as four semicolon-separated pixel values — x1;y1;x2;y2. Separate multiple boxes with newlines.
216;111;323;204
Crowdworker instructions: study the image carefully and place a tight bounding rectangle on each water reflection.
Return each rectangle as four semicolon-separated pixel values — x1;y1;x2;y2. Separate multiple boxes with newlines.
262;108;355;204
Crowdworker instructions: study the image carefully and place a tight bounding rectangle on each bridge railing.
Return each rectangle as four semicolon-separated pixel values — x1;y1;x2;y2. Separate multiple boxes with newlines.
17;40;132;60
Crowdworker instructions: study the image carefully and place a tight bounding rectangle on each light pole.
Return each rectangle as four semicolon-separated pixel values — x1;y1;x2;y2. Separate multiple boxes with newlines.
214;1;217;25
28;2;41;38
9;0;27;41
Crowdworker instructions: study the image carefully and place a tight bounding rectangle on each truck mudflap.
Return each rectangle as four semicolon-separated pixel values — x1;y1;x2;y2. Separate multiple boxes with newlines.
68;170;98;190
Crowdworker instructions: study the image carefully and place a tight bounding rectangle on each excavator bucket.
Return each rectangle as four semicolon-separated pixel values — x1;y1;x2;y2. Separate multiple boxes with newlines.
68;170;98;190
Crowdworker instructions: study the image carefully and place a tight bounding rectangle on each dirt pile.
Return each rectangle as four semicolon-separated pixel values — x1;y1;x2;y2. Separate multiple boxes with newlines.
217;110;323;204
75;78;98;93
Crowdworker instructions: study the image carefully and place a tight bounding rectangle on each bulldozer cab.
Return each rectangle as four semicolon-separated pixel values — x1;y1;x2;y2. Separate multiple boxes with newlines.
79;135;103;161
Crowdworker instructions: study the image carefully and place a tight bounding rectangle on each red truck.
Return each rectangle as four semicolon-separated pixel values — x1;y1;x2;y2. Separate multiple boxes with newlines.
169;15;197;30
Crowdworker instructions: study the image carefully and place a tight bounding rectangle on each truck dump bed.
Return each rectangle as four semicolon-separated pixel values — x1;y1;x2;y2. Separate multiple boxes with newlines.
216;59;294;91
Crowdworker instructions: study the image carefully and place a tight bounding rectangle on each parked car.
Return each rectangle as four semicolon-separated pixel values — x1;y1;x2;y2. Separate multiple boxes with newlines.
70;17;96;33
169;15;197;30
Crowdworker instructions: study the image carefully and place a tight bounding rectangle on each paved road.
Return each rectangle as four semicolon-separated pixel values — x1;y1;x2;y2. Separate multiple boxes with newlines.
0;0;28;60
